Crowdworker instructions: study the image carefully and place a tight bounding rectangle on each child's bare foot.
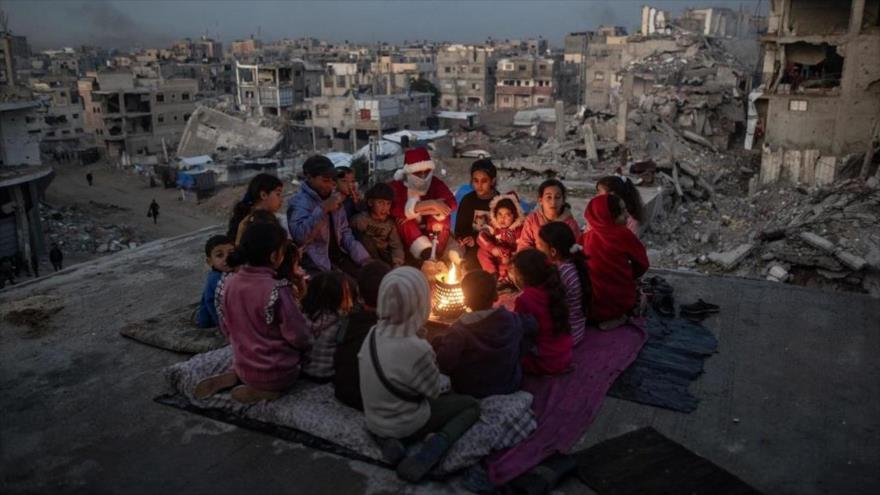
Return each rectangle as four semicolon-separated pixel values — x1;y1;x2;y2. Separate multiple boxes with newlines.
193;371;239;399
598;316;627;331
230;384;282;404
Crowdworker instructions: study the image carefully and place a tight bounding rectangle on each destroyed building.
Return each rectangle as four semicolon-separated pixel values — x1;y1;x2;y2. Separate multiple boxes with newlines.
31;79;89;155
436;44;496;111
321;62;371;97
371;50;436;93
755;0;880;188
584;26;628;112
494;55;556;110
78;72;199;158
305;92;433;152
235;61;309;117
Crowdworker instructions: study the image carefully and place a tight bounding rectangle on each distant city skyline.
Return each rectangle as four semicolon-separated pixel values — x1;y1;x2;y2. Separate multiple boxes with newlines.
4;0;767;51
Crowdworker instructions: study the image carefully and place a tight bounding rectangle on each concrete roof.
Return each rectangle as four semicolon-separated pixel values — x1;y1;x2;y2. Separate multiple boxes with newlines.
0;99;42;112
1;227;878;493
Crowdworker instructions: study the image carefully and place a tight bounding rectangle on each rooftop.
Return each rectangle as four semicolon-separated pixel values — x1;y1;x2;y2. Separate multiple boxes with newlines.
0;228;877;493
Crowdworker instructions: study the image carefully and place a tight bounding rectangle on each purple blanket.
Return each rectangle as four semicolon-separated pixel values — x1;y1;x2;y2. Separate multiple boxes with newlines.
487;321;647;485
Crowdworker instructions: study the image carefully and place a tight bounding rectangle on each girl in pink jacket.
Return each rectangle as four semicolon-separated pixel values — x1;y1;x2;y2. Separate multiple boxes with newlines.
517;179;581;252
194;221;311;404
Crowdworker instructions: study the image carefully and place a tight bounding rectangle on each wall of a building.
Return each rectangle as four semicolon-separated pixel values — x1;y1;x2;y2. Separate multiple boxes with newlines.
0;107;42;166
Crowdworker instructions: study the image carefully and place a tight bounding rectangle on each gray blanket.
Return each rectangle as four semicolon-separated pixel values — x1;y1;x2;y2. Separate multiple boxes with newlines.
163;346;537;475
120;304;227;354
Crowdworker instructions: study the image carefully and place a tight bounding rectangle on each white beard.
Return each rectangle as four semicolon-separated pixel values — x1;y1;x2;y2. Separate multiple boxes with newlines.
406;171;433;194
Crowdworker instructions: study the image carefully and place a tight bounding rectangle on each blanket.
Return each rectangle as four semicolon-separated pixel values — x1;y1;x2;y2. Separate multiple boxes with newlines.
161;346;536;476
608;310;718;413
487;322;647;486
575;427;761;495
119;304;227;354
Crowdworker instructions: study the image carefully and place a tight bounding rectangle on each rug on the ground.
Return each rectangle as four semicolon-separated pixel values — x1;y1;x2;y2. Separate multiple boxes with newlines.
486;322;648;486
158;346;537;476
608;309;718;413
119;304;227;354
575;427;762;495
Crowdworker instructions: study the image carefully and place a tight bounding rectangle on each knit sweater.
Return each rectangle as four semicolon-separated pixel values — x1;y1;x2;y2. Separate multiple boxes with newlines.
516;207;581;252
302;312;341;379
558;261;587;346
515;286;573;376
435;307;536;398
218;266;311;391
358;267;448;438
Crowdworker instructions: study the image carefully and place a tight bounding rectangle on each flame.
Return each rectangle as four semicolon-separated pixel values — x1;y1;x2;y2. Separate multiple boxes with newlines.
447;263;458;284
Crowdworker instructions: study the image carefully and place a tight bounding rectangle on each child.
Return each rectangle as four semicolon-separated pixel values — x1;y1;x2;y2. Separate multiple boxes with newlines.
195;234;234;328
582;195;650;328
227;173;286;244
454;159;498;270
588;175;645;236
358;267;480;482
537;222;590;346
194;222;311;404
276;239;307;301
517;179;581;252
350;183;405;267
300;271;353;382
476;194;524;287
511;249;573;375
434;270;537;398
336;165;362;219
334;260;392;410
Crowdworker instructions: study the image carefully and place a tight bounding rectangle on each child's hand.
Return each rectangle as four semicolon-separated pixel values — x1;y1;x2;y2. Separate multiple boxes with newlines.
491;247;502;257
322;192;343;213
460;236;475;247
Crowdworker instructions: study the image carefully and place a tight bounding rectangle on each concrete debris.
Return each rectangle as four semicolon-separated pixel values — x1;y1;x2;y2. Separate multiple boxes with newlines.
835;250;868;272
708;243;754;270
799;232;836;253
176;106;283;158
767;264;790;282
41;204;144;257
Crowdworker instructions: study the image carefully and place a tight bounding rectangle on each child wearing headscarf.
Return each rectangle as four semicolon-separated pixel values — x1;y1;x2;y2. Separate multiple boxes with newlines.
358;267;480;482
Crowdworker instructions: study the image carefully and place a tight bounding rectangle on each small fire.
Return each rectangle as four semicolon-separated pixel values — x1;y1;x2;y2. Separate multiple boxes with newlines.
446;263;459;284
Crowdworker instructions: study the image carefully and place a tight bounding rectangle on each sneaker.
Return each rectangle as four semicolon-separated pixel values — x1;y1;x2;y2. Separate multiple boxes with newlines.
653;293;675;317
230;384;282;404
397;433;450;483
193;371;239;400
680;299;720;316
374;436;407;466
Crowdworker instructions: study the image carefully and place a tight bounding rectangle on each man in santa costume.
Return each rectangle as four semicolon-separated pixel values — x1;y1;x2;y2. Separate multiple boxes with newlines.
390;147;458;262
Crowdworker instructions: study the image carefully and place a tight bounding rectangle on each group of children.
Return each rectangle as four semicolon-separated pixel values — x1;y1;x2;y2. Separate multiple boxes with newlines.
190;148;650;483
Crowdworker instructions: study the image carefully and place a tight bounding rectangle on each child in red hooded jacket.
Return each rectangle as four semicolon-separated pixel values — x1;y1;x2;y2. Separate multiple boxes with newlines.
582;195;649;327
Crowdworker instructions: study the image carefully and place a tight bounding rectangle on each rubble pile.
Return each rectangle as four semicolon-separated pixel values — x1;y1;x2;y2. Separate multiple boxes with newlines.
41;202;144;255
622;33;746;152
643;177;880;296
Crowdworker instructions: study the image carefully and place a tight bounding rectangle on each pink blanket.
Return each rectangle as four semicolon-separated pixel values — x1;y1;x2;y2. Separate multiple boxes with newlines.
487;321;648;485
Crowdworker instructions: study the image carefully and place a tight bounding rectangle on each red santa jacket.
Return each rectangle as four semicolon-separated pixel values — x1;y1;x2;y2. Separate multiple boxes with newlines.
389;176;457;225
582;195;649;321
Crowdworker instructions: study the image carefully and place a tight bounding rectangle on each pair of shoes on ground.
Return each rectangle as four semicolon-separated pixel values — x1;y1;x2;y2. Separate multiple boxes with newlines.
377;433;451;483
680;299;720;319
193;372;280;404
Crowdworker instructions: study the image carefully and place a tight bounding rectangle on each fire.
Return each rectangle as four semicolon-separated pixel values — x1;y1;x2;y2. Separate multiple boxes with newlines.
446;263;459;284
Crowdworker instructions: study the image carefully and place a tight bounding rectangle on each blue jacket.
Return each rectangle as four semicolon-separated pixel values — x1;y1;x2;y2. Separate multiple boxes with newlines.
196;270;223;328
287;182;370;272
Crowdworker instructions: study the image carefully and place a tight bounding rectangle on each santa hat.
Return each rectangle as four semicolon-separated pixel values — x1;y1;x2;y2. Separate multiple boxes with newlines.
395;147;435;181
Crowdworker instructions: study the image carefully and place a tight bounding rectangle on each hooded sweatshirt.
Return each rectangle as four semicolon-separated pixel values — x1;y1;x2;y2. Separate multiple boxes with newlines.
435;307;537;398
477;193;525;258
582;196;650;321
516;286;573;375
358;267;448;439
218;266;311;391
517;206;581;252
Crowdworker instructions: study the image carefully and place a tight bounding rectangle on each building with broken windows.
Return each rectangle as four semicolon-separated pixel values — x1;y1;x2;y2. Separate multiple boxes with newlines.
371;50;435;94
78;72;198;158
305;92;432;152
436;45;496;111
494;56;556;110
756;0;880;187
235;61;309;117
31;79;88;155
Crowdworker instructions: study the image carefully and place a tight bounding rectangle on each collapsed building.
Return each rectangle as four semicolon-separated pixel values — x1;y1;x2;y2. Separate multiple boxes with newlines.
754;0;880;188
234;61;311;118
77;72;198;158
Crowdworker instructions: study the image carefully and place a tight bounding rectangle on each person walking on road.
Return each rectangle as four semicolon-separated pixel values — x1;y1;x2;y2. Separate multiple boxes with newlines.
147;199;160;224
49;243;64;271
86;172;94;186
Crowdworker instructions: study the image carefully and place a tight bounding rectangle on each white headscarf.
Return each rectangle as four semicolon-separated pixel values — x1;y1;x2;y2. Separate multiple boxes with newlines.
374;266;431;338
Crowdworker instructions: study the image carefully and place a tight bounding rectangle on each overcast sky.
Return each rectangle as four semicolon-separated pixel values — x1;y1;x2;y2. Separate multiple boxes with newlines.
3;0;767;51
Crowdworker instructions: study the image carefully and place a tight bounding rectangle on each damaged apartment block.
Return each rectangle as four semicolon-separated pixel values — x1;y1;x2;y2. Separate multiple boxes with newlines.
755;0;880;188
